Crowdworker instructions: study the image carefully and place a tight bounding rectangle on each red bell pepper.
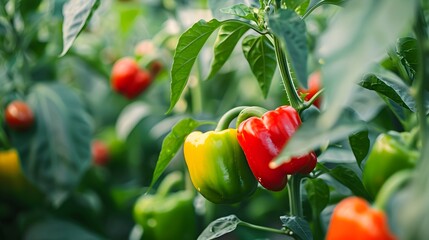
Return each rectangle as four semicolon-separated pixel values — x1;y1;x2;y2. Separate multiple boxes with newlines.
237;106;317;191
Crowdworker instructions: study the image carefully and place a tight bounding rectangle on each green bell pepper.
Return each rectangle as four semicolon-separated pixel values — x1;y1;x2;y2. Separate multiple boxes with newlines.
133;172;196;240
362;131;418;197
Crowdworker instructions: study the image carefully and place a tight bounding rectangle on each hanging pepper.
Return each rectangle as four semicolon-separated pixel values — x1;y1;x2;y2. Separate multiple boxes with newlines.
184;128;257;204
133;172;196;240
326;197;396;240
362;131;418;197
237;106;317;191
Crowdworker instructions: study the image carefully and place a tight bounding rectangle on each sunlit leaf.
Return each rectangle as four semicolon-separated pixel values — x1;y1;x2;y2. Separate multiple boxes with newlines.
61;0;100;56
242;35;277;97
220;4;257;21
317;0;416;128
169;19;222;113
206;21;250;80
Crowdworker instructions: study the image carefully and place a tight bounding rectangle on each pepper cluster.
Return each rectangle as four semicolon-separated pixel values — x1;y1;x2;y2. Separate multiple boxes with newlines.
183;105;318;204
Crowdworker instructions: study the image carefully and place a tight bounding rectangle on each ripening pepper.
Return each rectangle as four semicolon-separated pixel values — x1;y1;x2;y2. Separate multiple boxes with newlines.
326;197;396;240
237;106;317;191
184;129;257;204
133;172;196;240
363;131;418;197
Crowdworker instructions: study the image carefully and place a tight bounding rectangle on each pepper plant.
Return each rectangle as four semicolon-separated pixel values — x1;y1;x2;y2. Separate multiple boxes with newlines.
146;0;429;239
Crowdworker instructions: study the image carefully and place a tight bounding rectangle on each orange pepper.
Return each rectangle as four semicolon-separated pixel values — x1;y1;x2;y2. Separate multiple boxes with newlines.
326;197;396;240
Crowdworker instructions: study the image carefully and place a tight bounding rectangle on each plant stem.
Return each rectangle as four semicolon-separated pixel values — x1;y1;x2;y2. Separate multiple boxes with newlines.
412;5;429;190
239;221;288;235
288;174;304;217
215;106;248;131
235;106;268;128
273;37;304;111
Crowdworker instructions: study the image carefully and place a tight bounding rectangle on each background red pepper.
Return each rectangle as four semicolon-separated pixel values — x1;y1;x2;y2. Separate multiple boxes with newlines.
237;106;317;191
326;197;396;240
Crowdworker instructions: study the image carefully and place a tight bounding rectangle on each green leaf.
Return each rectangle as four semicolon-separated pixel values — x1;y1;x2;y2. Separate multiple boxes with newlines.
280;215;313;240
149;118;212;188
25;218;103;240
285;0;308;10
317;0;417;128
397;37;418;74
220;4;257;22
349;130;370;168
324;164;371;200
242;35;277;97
168;19;222;113
206;20;250;80
360;66;429;113
60;0;100;56
305;178;329;217
272;110;365;168
9;83;93;206
268;9;308;87
198;215;241;240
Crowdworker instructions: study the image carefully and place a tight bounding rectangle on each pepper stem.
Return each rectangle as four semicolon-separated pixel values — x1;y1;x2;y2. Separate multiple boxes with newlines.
235;106;268;129
288;174;304;217
156;172;183;198
215;106;249;131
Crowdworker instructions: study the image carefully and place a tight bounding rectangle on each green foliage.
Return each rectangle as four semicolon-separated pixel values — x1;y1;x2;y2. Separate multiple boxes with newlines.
268;9;308;86
169;19;222;113
149;118;213;188
349;130;370;168
61;0;100;56
207;21;250;80
8;83;93;206
242;35;277;97
280;215;313;240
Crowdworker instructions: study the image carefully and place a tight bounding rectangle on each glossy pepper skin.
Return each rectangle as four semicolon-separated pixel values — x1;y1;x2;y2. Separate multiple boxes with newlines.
133;172;196;240
111;57;152;99
237;106;317;191
363;132;418;197
184;129;257;204
326;197;396;240
4;100;35;130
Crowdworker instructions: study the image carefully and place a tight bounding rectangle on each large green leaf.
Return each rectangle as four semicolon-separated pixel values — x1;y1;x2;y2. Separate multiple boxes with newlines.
198;215;241;240
168;19;222;113
305;178;329;217
149;118;213;188
9;83;93;206
280;215;313;240
60;0;100;56
348;130;370;168
268;9;308;87
272;110;365;167
206;21;250;80
360;66;429;113
220;4;257;22
242;35;277;97
316;0;417;128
